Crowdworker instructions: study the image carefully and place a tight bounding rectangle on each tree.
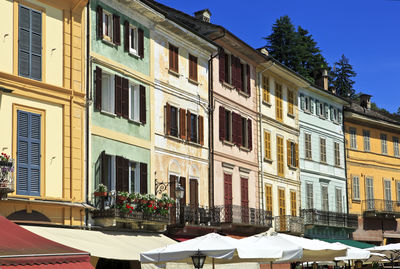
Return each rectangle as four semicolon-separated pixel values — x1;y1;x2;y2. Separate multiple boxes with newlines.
331;54;357;98
265;16;328;83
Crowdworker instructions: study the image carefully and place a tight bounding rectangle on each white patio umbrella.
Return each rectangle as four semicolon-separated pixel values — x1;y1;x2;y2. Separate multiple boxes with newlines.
140;232;284;267
368;243;400;269
333;243;371;261
240;231;347;263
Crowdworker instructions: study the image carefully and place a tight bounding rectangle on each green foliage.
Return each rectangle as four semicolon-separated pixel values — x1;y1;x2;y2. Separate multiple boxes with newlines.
117;192;175;216
331;54;357;98
265;15;327;83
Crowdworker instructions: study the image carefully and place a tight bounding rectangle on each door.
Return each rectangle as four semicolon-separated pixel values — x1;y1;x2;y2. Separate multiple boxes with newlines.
169;175;177;224
189;178;199;224
240;177;249;223
224;173;232;222
278;188;286;231
366;177;374;210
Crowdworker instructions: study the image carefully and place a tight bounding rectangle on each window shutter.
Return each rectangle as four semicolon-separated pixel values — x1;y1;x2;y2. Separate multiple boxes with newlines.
139;85;146;124
138;28;144;58
247;119;252;150
231;55;235;88
30;10;42;81
300;94;305;110
194;57;198;81
179;108;186;140
219;106;225;140
122;158;129;192
100;150;106;185
95;67;102;110
338;110;343;123
236;59;242;91
18;6;30;78
295;143;299;167
124;20;129;52
169;175;176;223
287;140;292;166
330;106;334;121
219;50;225;82
165;103;171;135
97;6;103;39
247;64;251;96
180;176;186;205
232;113;238;145
140;162;148;194
169;45;173;70
186;110;191;141
190;179;198;207
237;115;242;146
316;100;320;115
114;75;122;116
113;15;120;45
174;46;179;72
199;115;204;145
115;156;124;192
121;78;129;118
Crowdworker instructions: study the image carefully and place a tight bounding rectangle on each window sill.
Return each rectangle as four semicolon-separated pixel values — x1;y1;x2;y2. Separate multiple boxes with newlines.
129;51;139;58
100;110;117;118
288;165;297;170
101;38;116;47
352;199;361;204
319;115;326;120
238;90;250;98
222;81;235;90
222;140;234;147
334;165;341;168
264;158;273;163
320;161;327;165
128;118;142;126
168;69;180;78
262;101;271;107
239;146;250;152
287;113;295;119
166;134;183;142
305;157;313;161
188;78;199;86
187;140;202;147
304;110;312;115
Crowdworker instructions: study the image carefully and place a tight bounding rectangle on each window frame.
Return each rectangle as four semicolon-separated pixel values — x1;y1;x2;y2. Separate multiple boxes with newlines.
363;130;371;152
241;117;248;148
335;187;343;213
290;190;297;216
305;133;312;160
381;133;388;155
394;136;400;157
102;10;113;41
262;75;270;104
275;83;283;122
277;135;284;177
188;54;198;82
321;184;329;211
352;176;360;200
334;141;340;166
224;53;232;84
264;130;271;160
190;113;199;143
306;182;313;209
320;137;327;163
349;127;357;150
169;44;179;73
288;89;294;116
265;184;273;213
169;105;179;138
225;110;232;142
101;71;115;114
128;24;138;55
128;83;140;122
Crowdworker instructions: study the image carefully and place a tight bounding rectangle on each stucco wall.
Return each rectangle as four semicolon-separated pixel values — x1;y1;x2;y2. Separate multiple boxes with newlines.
0;0;13;74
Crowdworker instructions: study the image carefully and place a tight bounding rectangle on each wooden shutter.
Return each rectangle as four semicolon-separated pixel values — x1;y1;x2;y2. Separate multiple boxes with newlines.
265;131;271;160
113;15;120;45
199;115;204;145
17;111;41;196
265;184;272;212
186;110;191;141
241;177;249;223
231;55;236;88
287;140;292;167
224;173;233;222
121;78;129;118
115;156;124;192
180;176;186;206
247;119;252;150
165;103;171;135
95;67;102;110
190;179;199;207
290;191;297;216
237;115;242;146
247;64;251;96
99;150;106;185
97;6;103;39
232;113;238;145
219;106;226;141
237;60;242;91
124;20;129;51
169;45;174;71
139;85;146;124
140;163;148;194
122;158;129;192
114;75;122;116
138;28;144;58
219;50;225;82
18;6;31;78
169;175;176;224
295;143;299;167
189;55;197;81
179;109;186;140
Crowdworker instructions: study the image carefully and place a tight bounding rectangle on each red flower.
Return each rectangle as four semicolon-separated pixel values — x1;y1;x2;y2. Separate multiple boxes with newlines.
153;206;157;210
126;204;129;208
129;210;132;214
148;204;152;208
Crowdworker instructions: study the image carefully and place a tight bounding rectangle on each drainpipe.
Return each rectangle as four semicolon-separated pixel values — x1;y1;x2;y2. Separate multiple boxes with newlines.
257;61;274;219
85;1;90;227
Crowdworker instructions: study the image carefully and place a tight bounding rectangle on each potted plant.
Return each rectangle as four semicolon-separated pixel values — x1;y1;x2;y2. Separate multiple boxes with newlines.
117;191;128;203
94;183;108;197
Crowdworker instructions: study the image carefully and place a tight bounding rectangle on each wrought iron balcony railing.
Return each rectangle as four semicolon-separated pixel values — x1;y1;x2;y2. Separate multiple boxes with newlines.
301;209;358;229
274;215;304;235
0;159;14;198
362;199;400;214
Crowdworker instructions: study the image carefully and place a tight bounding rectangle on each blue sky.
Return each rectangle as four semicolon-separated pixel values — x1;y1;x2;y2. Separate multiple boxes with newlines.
158;0;400;113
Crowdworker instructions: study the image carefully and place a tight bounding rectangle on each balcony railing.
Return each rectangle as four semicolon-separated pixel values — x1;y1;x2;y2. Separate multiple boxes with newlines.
301;209;358;229
171;204;273;228
0;160;14;198
274;215;304;235
362;199;400;215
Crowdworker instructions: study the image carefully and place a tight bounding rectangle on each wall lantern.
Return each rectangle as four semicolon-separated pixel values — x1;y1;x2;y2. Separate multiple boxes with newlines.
191;250;206;269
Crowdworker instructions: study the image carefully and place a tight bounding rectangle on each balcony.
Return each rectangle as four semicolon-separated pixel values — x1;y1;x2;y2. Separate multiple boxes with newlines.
0;159;14;199
274;215;304;235
362;199;400;217
301;209;358;229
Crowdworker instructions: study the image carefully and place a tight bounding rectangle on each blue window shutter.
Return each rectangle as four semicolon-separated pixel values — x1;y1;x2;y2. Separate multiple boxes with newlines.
18;5;42;81
17;110;41;196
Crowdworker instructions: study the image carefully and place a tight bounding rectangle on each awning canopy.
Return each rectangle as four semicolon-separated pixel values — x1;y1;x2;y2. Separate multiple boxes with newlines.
23;225;177;261
320;239;375;249
0;216;92;268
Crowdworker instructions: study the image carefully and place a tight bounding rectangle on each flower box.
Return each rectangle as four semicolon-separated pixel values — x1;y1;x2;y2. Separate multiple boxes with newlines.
94;192;108;197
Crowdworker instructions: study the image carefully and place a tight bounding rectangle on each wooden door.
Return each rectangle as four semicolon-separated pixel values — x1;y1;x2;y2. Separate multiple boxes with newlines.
278;188;286;231
241;177;249;223
169;175;176;224
190;178;199;224
224;173;232;222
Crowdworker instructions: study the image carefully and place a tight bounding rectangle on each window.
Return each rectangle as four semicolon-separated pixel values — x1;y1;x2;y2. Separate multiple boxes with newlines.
265;184;272;212
316;100;320;115
189;54;198;81
394;137;400;157
381;134;388;154
306;182;313;209
275;83;283;121
262;76;270;103
128;25;137;55
241;117;248;148
365;177;374;210
17;110;41;196
305;96;310;112
101;72;114;113
224;53;231;84
324;104;329;119
170;106;178;137
305;133;312;160
219;107;251;149
277;136;284;177
320;138;327;163
319;101;324;117
335;188;342;213
352;176;360;200
103;10;112;40
190;113;198;142
310;98;315;114
240;177;249;223
363;130;370;152
321;185;329;211
330;106;338;122
129;84;140;122
278;188;286;216
384;179;392;202
264;131;271;160
18;5;42;81
290;191;297;216
287;140;298;168
397;181;400;202
169;44;179;73
350;128;357;149
224;110;232;142
334;142;340;166
288;90;294;115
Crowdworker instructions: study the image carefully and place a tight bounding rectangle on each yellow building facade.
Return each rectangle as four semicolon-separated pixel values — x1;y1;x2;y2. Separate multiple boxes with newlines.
0;0;87;226
345;95;400;244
